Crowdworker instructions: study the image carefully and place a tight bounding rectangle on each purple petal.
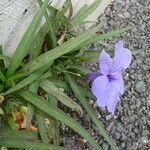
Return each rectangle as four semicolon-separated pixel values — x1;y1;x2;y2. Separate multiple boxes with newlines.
91;73;124;113
99;50;112;75
106;88;120;113
113;40;132;72
110;72;125;95
86;72;102;81
91;75;109;107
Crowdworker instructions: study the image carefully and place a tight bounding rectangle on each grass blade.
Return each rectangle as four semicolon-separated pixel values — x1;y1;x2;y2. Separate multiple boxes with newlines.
39;79;83;115
47;94;60;145
65;74;118;150
22;26;98;74
36;111;49;144
28;81;49;144
85;26;133;45
0;127;39;141
71;0;101;26
6;0;49;77
0;138;68;150
37;0;57;48
0;71;6;83
26;103;34;129
0;45;4;72
26;83;39;129
0;54;11;62
4;65;49;95
29;23;48;59
19;89;101;150
7;72;28;82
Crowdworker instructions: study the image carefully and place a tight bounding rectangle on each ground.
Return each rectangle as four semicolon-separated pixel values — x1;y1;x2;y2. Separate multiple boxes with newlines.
61;0;150;149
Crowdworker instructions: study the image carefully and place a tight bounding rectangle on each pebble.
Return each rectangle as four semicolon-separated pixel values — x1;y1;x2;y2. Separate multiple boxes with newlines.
135;81;146;93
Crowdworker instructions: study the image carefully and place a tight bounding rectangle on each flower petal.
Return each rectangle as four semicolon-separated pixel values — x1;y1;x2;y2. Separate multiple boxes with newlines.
91;75;109;107
107;89;120;113
86;72;102;81
113;40;132;71
99;50;112;75
111;72;125;95
106;74;125;113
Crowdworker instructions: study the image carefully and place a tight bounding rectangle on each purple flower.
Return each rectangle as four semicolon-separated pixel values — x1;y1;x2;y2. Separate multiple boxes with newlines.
87;41;132;113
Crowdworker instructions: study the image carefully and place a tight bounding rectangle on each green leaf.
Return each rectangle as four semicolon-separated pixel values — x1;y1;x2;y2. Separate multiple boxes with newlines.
39;79;83;115
47;94;60;145
26;103;34;129
0;45;5;72
0;138;68;150
0;84;3;92
0;71;6;83
48;79;70;91
26;83;39;129
65;74;118;150
0;127;39;141
7;72;28;82
22;26;98;74
0;54;11;62
71;0;101;26
37;0;57;48
61;0;73;15
29;23;48;59
51;3;71;33
4;65;49;95
48;79;94;99
85;26;133;45
36;111;49;144
6;0;49;77
29;81;49;144
68;65;91;75
19;89;101;150
81;50;100;62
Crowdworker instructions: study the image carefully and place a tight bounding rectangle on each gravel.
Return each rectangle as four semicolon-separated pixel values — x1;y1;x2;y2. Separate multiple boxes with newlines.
61;0;150;149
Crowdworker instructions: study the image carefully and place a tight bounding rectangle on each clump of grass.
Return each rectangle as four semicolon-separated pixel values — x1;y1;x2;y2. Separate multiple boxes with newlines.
0;0;131;149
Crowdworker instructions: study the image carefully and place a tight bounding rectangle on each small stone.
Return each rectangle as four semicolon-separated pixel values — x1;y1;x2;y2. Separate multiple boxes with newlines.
136;99;142;107
106;114;113;120
141;137;148;144
135;81;146;93
114;132;121;140
84;115;91;123
124;12;130;18
102;142;109;150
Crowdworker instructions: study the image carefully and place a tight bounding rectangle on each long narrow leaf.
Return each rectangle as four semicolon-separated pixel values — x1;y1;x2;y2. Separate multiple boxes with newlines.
29;23;48;59
0;54;11;62
4;65;49;95
85;26;133;45
6;0;49;77
26;103;34;129
0;127;39;141
71;0;101;26
0;71;6;83
0;45;4;72
36;111;49;144
22;27;98;74
39;79;83;115
19;89;101;150
26;82;39;129
47;94;60;145
29;81;49;144
65;74;118;150
48;79;94;99
0;138;68;150
37;0;57;48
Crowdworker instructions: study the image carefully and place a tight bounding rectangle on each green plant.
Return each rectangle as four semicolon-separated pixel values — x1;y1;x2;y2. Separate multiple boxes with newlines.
0;0;132;149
